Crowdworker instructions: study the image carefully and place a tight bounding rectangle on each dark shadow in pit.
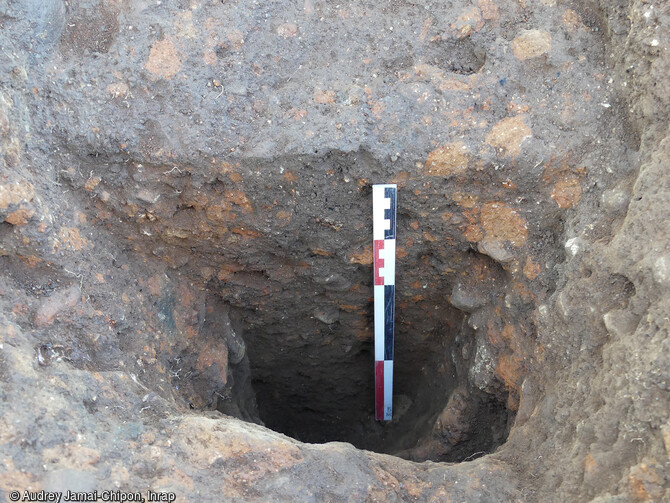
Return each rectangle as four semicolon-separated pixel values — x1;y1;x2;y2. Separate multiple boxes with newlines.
217;296;514;462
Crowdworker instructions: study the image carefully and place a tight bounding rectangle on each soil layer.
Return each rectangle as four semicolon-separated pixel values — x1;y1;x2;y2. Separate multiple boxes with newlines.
0;0;668;501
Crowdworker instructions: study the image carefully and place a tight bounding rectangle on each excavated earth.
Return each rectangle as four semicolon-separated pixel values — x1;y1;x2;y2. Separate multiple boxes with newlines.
0;0;669;501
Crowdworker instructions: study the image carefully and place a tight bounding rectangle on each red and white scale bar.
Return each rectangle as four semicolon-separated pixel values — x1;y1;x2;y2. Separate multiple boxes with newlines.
373;184;397;421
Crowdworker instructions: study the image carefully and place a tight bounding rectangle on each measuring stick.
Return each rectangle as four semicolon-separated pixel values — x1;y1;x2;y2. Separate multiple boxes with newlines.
372;184;397;421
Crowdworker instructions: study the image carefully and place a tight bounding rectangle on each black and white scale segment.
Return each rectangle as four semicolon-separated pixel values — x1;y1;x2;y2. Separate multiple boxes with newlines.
372;184;397;421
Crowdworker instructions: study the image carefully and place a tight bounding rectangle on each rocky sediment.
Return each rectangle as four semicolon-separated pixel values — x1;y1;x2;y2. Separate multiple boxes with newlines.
0;0;668;501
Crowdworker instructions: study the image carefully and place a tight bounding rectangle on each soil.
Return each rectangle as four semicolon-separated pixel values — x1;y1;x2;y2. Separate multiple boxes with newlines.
0;0;668;501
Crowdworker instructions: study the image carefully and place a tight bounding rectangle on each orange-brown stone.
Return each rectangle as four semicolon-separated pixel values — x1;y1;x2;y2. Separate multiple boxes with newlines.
485;116;532;158
146;38;182;79
425;141;469;176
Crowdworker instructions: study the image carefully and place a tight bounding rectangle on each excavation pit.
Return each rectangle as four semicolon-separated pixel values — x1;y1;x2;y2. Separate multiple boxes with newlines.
121;152;534;462
229;296;513;460
1;0;665;499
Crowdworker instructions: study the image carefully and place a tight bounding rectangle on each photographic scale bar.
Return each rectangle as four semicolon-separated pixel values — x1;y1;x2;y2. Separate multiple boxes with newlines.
372;184;396;421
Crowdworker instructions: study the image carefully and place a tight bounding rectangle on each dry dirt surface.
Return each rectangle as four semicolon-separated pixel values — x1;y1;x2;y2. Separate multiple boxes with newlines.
0;0;668;501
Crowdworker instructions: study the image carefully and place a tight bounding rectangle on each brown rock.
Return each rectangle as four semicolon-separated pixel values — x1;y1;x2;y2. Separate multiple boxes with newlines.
314;89;336;104
196;337;229;384
35;285;81;327
231;227;261;238
5;208;34;225
550;176;582;208
84;176;101;191
562;9;583;31
523;257;541;279
0;180;34;209
451;7;483;38
463;224;483;242
628;463;665;502
480;201;528;247
145;38;182;79
453;192;479;208
425;141;469;176
511;30;552;60
478;0;500;20
225;190;253;213
497;353;524;393
349;246;373;265
485;115;531;157
57;227;88;251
